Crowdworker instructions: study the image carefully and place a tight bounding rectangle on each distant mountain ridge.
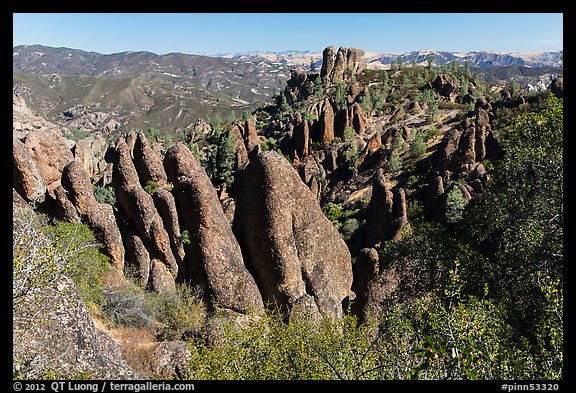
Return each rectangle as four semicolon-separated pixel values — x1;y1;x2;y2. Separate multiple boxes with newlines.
217;48;562;70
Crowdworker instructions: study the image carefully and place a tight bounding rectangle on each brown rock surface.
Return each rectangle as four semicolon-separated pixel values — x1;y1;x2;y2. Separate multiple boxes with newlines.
22;130;74;187
164;143;264;315
13;138;47;203
319;98;335;146
60;161;125;271
349;102;366;136
364;169;394;248
112;140;177;278
233;150;353;318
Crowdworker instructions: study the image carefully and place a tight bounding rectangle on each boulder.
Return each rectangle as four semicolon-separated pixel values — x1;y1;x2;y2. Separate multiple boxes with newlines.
74;135;109;184
60;161;125;271
126;233;151;287
431;74;459;100
22;130;74;187
357;131;382;169
233;150;353;319
164;143;264;315
13;138;47;203
133;131;168;186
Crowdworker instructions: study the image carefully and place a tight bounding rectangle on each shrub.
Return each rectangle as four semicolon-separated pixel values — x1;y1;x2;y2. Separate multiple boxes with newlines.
409;133;427;158
93;185;116;205
445;186;467;224
144;180;159;195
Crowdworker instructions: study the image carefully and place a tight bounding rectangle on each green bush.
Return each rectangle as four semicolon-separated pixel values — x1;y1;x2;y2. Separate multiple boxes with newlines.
144;180;159;195
93;185;116;205
49;220;111;308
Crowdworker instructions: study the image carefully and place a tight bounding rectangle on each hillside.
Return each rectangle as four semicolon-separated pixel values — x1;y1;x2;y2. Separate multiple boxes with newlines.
13;45;291;136
13;45;563;380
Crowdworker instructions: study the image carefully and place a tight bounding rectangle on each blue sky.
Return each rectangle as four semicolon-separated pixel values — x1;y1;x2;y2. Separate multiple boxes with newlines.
13;13;563;55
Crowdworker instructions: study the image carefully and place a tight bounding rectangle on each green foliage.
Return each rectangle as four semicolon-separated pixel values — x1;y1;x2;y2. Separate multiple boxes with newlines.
101;279;205;340
445;186;468;224
461;95;563;337
144;180;159;195
341;218;359;242
209;130;237;188
409;132;427;159
146;127;161;143
343;127;356;141
324;202;344;224
93;184;116;205
179;229;191;245
310;140;323;151
66;127;91;142
385;150;402;172
144;284;205;341
260;136;282;154
49;220;111;308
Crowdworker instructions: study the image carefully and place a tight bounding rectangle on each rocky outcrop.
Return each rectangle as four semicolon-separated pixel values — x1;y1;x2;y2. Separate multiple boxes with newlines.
229;125;249;170
112;140;177;288
321;46;366;84
319;98;335;146
349;102;366;136
292;114;310;158
424;175;446;223
550;77;563;98
74;135;109;184
13;276;143;379
350;248;379;321
357;131;382;169
320;46;337;84
127;233;151;287
58;161;125;271
321;47;366;84
431;74;459;101
241;119;260;154
13;138;47;203
22;129;74;190
233;150;353;319
365;169;409;247
164;143;264;315
133;132;168;186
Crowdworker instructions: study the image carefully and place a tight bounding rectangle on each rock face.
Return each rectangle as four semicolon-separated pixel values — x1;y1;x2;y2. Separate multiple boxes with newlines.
59;161;125;271
321;46;366;84
164;143;264;315
350;248;379;320
431;74;459;101
292;114;310;158
349;102;366;136
550;77;563;98
74;135;110;184
233;150;353;319
365;169;409;247
112;140;177;289
22;130;74;189
320;46;337;84
13;138;47;203
319;98;335;146
13;276;143;379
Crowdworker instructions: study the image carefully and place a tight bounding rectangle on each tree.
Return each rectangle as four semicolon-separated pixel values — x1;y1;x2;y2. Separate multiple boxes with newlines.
426;55;434;71
213;131;237;188
462;95;563;338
